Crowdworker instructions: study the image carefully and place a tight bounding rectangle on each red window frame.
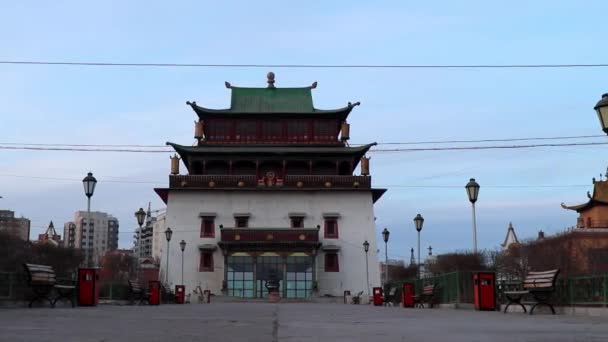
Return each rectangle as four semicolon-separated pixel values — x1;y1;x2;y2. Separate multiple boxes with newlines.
324;253;339;272
291;217;304;228
324;218;338;238
235;216;249;228
199;252;214;272
200;217;215;238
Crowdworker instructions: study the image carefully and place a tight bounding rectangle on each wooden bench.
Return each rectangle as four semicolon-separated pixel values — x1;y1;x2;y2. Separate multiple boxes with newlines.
128;280;150;305
23;263;76;308
414;284;437;308
503;269;560;315
383;287;398;306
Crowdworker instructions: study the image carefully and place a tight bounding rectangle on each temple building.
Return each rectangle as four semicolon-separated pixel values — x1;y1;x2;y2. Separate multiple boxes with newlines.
562;174;608;229
155;73;385;299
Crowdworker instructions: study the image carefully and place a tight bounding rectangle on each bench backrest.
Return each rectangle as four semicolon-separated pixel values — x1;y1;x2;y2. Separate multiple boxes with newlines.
24;264;56;286
523;269;560;290
423;284;435;295
128;280;142;292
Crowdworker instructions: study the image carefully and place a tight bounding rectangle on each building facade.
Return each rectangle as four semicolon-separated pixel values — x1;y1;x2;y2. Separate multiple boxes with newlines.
38;221;61;246
64;211;119;265
133;204;157;262
152;213;167;262
0;209;30;240
155;73;385;298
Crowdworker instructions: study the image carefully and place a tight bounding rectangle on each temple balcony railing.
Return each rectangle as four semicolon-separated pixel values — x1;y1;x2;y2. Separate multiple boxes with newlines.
169;174;371;189
219;227;320;244
577;219;608;229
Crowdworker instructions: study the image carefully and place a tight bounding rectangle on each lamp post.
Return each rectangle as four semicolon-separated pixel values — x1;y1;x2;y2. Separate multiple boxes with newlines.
594;93;608;134
82;172;97;267
363;240;370;297
180;240;186;286
465;178;480;253
134;208;146;276
164;227;173;285
381;228;390;286
413;214;424;279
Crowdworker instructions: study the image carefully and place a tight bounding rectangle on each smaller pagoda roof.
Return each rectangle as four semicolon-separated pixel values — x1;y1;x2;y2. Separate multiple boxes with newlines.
562;178;608;212
501;222;519;249
187;73;359;119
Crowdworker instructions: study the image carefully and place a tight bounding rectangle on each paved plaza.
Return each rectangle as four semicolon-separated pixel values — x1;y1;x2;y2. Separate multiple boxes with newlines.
0;302;607;342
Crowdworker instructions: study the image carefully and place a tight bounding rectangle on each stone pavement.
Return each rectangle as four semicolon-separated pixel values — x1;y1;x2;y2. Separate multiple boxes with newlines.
0;303;607;342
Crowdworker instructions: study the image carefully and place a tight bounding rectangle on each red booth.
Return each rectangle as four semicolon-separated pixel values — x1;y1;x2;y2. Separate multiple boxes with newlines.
175;285;185;304
473;272;496;311
402;282;415;308
77;268;99;306
372;287;384;306
149;281;161;305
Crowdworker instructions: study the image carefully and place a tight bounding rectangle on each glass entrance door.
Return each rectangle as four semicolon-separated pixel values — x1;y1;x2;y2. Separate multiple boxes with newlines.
285;255;313;298
226;255;254;298
256;256;283;298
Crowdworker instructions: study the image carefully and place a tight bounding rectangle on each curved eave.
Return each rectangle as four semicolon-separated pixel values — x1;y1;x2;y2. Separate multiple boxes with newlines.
155;187;385;204
167;142;375;171
561;199;608;212
187;101;355;120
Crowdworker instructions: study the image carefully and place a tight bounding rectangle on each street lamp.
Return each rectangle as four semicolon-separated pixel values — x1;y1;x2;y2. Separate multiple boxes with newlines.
164;227;173;285
82;172;97;267
381;228;390;286
134;208;146;268
363;240;370;297
413;213;424;279
465;178;480;253
594;93;608;134
180;240;186;286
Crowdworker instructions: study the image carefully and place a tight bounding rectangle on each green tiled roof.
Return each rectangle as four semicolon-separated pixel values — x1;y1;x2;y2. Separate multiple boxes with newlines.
231;87;314;113
186;80;358;119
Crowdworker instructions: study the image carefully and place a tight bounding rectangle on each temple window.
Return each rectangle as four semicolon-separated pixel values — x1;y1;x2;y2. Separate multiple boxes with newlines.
324;253;339;272
234;214;250;228
200;216;215;238
324;218;339;238
291;217;304;228
199;252;214;272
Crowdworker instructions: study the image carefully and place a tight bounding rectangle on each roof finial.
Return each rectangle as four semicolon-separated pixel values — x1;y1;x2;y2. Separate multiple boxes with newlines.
267;72;275;88
508;222;513;229
593;177;596;184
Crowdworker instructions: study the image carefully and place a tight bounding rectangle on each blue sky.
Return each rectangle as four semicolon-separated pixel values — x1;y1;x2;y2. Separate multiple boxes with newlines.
1;1;608;260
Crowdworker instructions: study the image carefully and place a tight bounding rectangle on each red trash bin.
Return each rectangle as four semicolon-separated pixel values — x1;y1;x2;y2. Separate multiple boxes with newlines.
402;282;415;308
373;287;384;306
77;268;99;306
473;272;496;311
175;285;185;304
149;281;161;305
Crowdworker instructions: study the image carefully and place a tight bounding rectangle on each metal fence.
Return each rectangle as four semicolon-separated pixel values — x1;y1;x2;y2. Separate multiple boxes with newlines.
388;271;608;306
0;272;26;301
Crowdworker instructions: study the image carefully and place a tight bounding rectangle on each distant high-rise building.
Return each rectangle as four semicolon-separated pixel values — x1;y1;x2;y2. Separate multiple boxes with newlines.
133;203;157;262
63;222;77;248
152;212;166;262
64;211;119;266
0;209;31;240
